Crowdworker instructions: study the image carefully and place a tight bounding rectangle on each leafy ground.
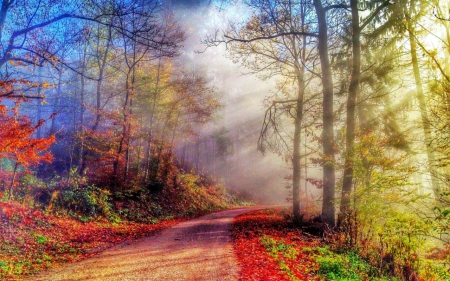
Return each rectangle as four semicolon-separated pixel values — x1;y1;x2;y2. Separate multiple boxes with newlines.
232;209;401;281
232;208;320;281
0;158;244;280
0;201;190;281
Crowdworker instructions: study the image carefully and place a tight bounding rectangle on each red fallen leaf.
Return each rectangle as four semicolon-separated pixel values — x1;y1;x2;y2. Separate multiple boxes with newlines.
2;205;13;218
232;209;321;281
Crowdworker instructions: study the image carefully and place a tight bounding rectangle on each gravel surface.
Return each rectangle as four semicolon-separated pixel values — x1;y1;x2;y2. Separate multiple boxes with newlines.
32;207;265;281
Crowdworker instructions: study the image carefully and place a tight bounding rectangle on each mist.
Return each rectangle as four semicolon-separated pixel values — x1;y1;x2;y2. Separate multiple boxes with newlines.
0;0;446;236
166;1;324;204
2;1;450;279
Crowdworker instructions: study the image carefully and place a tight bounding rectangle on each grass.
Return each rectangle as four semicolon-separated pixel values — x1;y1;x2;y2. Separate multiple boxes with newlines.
232;209;405;281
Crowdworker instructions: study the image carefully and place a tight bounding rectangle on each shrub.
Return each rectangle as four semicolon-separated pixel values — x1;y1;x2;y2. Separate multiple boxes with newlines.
46;179;117;222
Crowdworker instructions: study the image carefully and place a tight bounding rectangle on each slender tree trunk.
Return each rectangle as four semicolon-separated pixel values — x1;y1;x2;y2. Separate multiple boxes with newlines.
135;119;143;176
92;71;103;132
143;56;163;182
78;69;86;174
114;74;131;184
170;111;181;147
180;143;185;168
304;132;308;198
195;137;200;172
92;24;112;132
340;0;361;214
50;71;62;134
292;59;306;220
80;26;110;174
124;67;136;180
290;2;309;221
406;1;441;201
292;90;303;220
8;162;19;201
36;66;43;138
79;40;88;175
314;0;336;226
149;56;162;131
144;137;152;182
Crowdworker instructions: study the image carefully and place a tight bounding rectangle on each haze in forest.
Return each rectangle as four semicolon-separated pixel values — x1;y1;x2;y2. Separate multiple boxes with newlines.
1;1;450;279
167;0;321;204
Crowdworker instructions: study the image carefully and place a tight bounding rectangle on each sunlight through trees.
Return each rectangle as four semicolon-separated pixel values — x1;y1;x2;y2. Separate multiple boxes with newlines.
1;0;450;279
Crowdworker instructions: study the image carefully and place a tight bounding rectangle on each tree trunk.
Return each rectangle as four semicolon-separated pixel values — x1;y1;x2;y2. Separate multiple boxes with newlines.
406;1;441;201
92;24;112;132
78;68;86;174
170;111;181;147
50;71;62;134
143;56;163;182
114;75;131;185
313;0;336;226
0;0;11;40
292;58;306;220
80;26;110;174
340;0;361;214
78;40;88;175
7;162;19;201
290;2;309;221
195;137;200;172
36;66;43;138
124;67;136;180
292;96;302;220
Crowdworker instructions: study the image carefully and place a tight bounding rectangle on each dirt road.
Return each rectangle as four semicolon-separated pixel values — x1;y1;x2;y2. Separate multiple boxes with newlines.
33;207;265;281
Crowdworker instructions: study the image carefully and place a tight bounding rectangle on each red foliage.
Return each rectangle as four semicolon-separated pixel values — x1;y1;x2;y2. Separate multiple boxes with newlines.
0;202;183;280
0;99;54;175
306;178;323;189
232;209;321;281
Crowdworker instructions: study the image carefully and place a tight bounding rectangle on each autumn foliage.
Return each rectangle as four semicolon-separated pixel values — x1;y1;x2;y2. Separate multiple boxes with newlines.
0;201;182;280
0;99;55;200
232;209;321;281
231;209;439;281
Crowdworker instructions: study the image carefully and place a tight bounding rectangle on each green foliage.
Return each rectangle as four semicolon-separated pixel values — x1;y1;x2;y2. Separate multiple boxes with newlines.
41;173;119;222
260;235;300;281
261;235;299;260
311;247;394;281
0;260;8;272
35;234;48;244
419;259;450;281
336;129;450;280
57;184;118;222
433;205;450;236
112;153;233;223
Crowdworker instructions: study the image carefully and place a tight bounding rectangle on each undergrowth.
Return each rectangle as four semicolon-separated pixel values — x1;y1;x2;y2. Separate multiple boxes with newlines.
0;158;244;280
233;209;449;281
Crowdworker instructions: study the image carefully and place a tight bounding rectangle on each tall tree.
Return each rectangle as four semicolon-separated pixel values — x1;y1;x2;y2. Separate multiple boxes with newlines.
313;0;335;226
112;3;184;183
404;0;441;200
340;0;392;215
207;0;320;220
0;100;55;200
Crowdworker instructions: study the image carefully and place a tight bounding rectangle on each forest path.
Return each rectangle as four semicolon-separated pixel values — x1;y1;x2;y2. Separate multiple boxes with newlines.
33;206;267;281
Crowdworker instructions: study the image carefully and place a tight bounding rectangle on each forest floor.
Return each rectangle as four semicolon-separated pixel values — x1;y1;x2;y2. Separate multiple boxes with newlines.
2;204;432;281
232;208;321;281
24;207;266;281
232;208;406;281
0;201;226;281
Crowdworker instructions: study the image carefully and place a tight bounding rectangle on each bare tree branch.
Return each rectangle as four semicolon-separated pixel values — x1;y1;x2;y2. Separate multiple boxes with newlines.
223;31;318;44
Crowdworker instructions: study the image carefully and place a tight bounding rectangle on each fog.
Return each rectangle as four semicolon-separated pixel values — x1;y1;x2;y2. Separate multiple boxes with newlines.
167;1;322;204
5;0;324;205
2;1;450;279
